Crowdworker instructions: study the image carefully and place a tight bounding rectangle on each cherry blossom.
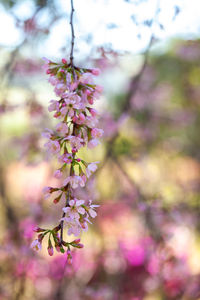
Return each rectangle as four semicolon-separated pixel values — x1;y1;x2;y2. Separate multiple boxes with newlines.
62;199;85;220
32;57;102;258
31;239;42;251
86;162;99;178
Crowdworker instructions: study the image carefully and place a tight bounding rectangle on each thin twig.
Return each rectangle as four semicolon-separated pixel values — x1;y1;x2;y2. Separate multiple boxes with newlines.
70;0;75;67
98;1;160;173
59;0;76;245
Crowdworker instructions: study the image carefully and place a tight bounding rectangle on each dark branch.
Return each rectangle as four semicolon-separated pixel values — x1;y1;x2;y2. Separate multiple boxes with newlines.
70;0;75;67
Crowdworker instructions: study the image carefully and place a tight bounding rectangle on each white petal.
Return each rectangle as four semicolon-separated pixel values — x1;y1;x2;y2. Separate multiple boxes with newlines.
89;208;97;218
62;207;70;213
69;200;75;206
76;200;85;206
63;177;70;186
78;207;85;215
86;169;91;178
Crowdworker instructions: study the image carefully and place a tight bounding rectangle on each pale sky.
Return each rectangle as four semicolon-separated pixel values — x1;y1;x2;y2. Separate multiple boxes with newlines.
0;0;200;59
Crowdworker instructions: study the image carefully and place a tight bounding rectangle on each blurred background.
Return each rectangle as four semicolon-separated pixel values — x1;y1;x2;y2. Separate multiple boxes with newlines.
1;0;200;299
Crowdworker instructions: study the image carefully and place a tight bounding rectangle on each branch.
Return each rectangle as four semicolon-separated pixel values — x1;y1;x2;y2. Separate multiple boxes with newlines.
98;1;161;173
70;0;75;67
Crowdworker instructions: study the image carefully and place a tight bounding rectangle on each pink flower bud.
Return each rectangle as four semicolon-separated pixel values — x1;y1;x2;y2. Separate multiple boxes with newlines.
34;227;45;233
48;246;54;256
76;243;84;248
38;233;45;242
88;98;94;105
76;158;81;162
72;148;77;153
86;90;91;96
62;58;67;64
72;116;78;122
79;113;85;121
67;249;72;264
73;239;81;244
81;223;87;229
53;196;61;204
91;128;104;138
53;112;61;118
46;69;51;74
67;257;72;265
89;108;98;117
91;68;100;76
56;245;61;252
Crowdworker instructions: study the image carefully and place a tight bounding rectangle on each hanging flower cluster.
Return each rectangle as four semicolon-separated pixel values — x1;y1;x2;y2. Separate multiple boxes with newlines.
31;58;103;262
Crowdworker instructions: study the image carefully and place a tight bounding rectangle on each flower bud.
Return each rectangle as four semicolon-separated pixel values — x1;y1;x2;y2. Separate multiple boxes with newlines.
91;68;100;76
38;233;45;243
67;249;72;264
48;238;54;256
53;196;61;204
89;108;98;117
75;243;84;248
73;239;81;244
48;246;54;256
62;58;67;64
55;245;61;252
79;113;85;121
34;227;46;233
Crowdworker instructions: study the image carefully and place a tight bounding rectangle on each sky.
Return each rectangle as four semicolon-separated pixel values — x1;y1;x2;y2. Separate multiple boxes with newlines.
0;0;200;59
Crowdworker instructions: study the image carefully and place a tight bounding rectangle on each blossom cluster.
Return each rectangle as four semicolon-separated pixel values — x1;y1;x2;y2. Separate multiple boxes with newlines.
31;57;103;262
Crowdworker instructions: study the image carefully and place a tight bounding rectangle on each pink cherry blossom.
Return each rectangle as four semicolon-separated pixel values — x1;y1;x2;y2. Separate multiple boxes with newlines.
63;218;82;236
34;57;102;258
54;82;66;96
67;135;84;150
91;128;104;138
88;139;100;148
89;107;98;117
63;199;85;220
86;162;99;178
48;100;59;112
44;140;60;154
85;116;98;127
79;72;94;84
55;122;68;135
88;199;100;218
58;153;73;164
91;68;101;76
54;169;63;179
42;186;52;199
63;175;86;189
31;239;42;251
41;128;54;139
